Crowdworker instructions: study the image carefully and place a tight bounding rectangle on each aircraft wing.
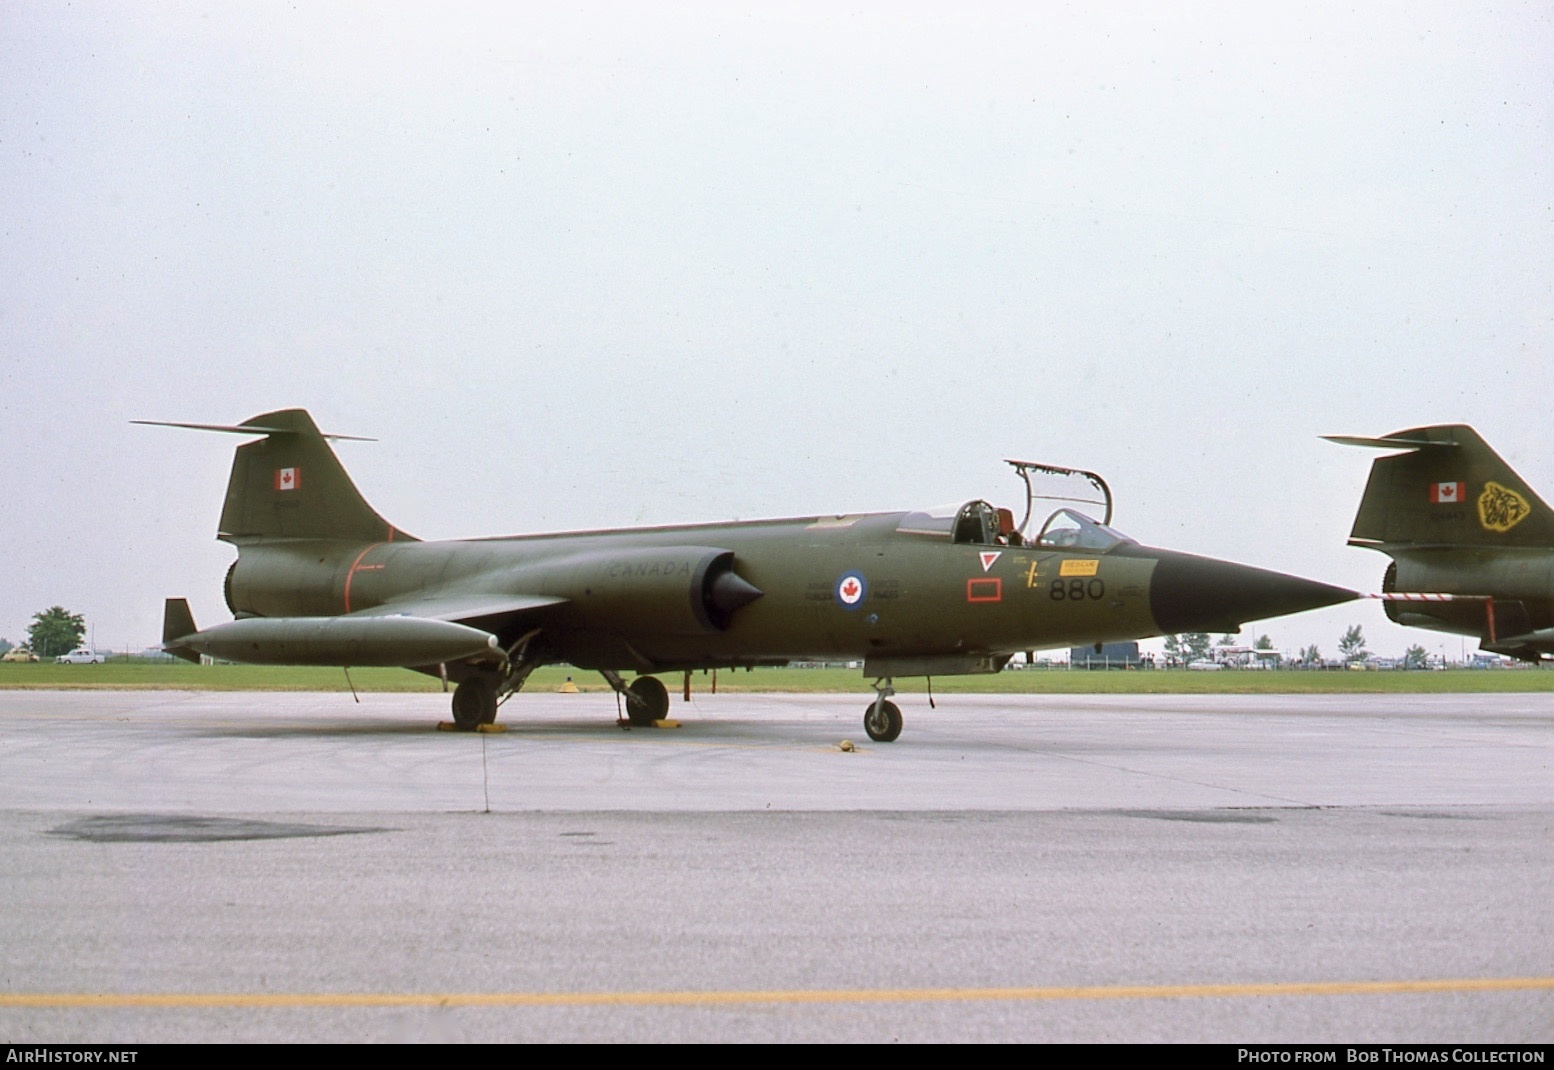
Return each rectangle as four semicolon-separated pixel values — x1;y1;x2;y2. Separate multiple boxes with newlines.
349;593;569;626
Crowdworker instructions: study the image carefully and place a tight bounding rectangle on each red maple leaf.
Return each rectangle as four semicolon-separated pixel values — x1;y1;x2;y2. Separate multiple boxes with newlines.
842;579;859;598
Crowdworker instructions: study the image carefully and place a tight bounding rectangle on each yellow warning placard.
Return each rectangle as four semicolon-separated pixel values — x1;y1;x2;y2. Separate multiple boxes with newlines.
1059;559;1099;577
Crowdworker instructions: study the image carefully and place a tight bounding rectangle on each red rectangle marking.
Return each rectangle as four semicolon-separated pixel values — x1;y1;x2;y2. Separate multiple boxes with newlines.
966;577;1002;603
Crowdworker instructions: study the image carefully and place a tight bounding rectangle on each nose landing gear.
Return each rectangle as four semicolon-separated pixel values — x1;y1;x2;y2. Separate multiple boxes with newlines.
864;678;903;742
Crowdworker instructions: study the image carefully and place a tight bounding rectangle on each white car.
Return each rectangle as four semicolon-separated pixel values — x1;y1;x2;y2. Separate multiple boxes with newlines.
56;647;105;665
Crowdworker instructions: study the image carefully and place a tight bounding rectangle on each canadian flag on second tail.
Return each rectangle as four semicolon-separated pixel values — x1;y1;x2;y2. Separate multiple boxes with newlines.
274;467;300;491
1429;481;1461;504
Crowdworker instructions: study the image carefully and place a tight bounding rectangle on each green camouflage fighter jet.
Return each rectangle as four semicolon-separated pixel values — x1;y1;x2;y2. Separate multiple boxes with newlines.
1328;424;1554;662
144;409;1355;741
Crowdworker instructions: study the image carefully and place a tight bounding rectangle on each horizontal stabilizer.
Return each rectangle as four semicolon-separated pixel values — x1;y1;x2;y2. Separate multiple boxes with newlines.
133;419;374;442
1322;434;1458;450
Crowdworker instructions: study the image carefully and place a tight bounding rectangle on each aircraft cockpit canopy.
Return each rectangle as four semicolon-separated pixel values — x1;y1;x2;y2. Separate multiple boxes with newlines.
896;500;1021;545
1033;508;1133;552
894;459;1131;550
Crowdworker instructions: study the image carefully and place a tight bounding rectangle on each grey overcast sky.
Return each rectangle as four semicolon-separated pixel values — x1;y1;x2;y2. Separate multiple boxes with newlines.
1;2;1549;659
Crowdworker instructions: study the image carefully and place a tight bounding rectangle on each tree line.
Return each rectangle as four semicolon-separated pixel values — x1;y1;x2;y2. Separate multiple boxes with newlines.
1;607;87;659
1163;626;1431;668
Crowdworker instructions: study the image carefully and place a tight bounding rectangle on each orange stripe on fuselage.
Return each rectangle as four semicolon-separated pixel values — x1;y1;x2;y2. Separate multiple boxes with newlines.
342;543;385;614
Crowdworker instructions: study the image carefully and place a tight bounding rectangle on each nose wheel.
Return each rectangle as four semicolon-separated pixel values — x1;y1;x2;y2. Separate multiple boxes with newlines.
864;679;903;742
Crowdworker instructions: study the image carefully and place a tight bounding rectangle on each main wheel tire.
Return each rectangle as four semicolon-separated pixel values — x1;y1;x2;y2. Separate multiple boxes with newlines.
863;699;903;743
451;676;498;731
626;676;670;726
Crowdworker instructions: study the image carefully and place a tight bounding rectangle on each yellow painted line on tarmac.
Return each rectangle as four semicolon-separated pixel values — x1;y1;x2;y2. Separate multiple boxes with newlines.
5;977;1553;1009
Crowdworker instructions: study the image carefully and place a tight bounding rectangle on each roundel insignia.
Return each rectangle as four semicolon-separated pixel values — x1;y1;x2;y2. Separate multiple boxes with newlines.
835;571;867;609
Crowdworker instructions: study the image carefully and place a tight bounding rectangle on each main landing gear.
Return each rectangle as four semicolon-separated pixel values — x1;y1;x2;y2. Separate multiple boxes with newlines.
451;675;498;730
447;656;672;732
864;678;903;743
447;629;543;731
449;655;906;741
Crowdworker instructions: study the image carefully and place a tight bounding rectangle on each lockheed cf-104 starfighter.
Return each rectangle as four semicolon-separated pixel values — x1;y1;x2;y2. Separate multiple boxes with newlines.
145;410;1356;740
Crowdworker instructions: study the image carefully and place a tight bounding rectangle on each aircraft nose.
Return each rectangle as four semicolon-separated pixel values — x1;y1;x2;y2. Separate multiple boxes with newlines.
1148;551;1357;634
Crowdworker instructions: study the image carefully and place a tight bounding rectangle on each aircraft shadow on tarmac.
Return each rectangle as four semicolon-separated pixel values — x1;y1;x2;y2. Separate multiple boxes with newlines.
184;710;812;743
47;814;392;843
186;717;450;740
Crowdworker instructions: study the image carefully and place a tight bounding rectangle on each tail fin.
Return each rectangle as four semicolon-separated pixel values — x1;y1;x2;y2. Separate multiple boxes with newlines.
138;409;416;544
218;409;414;543
1326;425;1554;549
162;598;201;663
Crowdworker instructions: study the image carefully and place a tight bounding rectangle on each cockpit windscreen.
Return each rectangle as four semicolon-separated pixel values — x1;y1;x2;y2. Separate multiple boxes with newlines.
1034;509;1132;552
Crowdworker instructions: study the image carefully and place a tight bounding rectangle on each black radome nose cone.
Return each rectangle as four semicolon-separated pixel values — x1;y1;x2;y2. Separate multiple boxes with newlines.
1148;551;1357;634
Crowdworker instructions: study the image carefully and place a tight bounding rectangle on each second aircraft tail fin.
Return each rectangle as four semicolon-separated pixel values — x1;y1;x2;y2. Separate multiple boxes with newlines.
1326;425;1554;550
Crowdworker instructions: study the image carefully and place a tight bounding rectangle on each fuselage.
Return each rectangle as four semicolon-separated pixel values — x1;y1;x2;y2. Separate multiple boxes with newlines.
1380;545;1554;652
225;509;1218;673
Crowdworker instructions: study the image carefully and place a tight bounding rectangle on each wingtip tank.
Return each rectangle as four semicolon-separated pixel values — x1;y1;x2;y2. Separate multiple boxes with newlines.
166;612;500;668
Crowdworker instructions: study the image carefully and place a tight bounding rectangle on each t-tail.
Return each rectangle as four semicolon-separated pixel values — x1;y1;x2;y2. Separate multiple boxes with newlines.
135;409;416;544
144;412;512;670
1325;425;1554;551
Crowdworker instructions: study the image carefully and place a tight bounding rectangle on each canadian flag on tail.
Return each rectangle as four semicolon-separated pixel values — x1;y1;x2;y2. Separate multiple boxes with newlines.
1429;481;1461;504
274;467;300;491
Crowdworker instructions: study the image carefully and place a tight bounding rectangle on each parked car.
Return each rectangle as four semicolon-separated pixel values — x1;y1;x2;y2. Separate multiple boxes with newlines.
55;647;105;665
2;647;40;663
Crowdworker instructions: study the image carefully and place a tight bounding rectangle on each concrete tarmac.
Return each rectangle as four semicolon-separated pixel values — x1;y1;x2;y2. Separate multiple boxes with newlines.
0;687;1550;1043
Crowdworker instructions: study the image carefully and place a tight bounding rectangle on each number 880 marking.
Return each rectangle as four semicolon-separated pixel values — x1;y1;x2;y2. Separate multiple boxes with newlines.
1050;578;1105;601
